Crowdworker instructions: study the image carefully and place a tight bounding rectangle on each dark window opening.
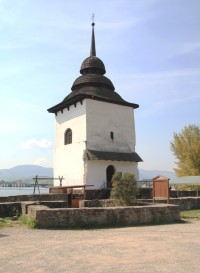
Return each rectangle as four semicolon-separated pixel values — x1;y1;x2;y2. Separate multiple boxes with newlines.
106;165;115;188
65;128;72;145
110;131;114;140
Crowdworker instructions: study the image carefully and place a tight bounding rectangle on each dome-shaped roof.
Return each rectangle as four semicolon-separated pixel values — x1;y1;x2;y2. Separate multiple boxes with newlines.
47;22;140;114
63;86;126;103
72;74;114;91
80;56;106;75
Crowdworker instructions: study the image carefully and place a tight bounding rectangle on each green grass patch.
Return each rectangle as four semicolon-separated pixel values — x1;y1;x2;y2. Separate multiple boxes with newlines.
0;215;36;229
19;215;37;229
0;218;6;228
0;217;23;229
181;209;200;221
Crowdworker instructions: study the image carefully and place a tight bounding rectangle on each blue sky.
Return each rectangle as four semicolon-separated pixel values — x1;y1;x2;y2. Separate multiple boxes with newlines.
0;0;199;171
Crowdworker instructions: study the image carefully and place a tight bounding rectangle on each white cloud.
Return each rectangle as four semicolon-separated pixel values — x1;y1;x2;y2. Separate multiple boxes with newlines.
33;157;49;166
21;138;52;149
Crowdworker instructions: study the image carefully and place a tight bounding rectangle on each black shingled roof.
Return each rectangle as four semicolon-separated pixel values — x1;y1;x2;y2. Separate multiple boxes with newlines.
48;23;139;114
86;149;143;162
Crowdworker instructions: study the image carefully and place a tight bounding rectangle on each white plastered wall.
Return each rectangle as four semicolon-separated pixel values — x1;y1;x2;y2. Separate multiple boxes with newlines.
86;160;139;189
53;98;139;187
54;101;86;186
85;99;136;152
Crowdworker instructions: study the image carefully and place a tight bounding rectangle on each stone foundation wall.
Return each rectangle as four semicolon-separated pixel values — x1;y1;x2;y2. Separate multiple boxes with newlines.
27;204;180;229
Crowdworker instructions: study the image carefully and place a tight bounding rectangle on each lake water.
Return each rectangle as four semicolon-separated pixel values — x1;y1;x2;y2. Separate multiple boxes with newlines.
0;187;49;197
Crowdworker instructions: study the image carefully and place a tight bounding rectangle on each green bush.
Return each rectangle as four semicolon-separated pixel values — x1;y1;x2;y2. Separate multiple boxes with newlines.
110;172;138;206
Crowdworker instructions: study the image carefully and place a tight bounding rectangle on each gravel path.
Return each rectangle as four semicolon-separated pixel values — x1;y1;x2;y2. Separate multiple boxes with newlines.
0;221;200;273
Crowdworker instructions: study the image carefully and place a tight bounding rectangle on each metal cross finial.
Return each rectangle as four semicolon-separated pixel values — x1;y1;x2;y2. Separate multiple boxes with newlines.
90;13;96;56
91;13;95;26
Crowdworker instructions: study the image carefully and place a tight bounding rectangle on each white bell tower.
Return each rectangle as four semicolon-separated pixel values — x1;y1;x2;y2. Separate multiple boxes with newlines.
48;22;142;191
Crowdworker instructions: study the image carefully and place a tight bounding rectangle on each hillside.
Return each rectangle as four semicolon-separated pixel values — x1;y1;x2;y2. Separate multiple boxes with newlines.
139;169;176;180
0;164;176;182
0;165;53;181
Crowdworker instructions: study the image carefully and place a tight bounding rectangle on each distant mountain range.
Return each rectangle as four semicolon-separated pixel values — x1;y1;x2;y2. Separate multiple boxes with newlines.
0;164;175;182
0;165;53;181
139;169;176;180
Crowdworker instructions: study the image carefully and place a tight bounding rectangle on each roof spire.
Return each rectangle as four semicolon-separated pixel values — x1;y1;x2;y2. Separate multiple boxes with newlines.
90;13;96;57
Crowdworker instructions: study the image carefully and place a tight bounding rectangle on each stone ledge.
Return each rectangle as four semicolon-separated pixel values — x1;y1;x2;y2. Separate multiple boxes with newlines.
27;204;180;229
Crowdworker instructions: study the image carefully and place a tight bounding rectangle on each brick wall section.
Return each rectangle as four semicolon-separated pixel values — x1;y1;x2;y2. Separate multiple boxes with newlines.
27;204;180;229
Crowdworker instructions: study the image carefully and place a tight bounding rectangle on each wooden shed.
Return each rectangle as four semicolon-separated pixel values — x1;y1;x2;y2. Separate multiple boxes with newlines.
153;176;170;203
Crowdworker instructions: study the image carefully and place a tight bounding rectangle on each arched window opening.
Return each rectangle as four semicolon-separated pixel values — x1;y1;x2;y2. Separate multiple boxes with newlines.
65;128;72;145
106;165;115;188
110;131;114;140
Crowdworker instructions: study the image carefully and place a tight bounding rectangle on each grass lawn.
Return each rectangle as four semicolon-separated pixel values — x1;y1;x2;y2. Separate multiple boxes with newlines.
0;217;26;229
181;209;200;221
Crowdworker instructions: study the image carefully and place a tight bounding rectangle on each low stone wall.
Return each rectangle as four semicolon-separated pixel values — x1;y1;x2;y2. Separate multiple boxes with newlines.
79;199;151;208
138;197;200;211
80;197;200;210
0;201;68;218
138;189;200;199
21;201;68;215
27;204;180;229
1;197;199;219
169;197;200;210
170;190;200;198
79;199;121;208
0;193;68;203
0;202;22;218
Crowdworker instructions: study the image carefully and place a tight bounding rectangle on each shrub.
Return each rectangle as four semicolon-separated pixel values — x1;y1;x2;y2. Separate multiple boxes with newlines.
110;172;138;206
19;215;37;229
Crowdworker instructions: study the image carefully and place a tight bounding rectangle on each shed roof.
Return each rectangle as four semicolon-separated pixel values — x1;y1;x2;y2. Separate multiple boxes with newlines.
85;149;142;162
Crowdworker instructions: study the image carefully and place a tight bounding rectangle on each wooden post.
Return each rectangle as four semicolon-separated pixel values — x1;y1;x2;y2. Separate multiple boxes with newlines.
59;176;63;186
33;175;40;194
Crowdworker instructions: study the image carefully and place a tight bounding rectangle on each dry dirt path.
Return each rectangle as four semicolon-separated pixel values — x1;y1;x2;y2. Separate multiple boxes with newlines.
0;221;200;273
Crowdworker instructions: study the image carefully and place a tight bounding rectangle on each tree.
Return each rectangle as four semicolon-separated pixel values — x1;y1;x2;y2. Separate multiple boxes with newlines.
110;172;138;205
170;124;200;176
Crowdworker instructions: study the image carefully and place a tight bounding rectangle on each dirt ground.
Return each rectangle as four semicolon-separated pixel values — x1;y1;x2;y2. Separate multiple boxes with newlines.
0;221;200;273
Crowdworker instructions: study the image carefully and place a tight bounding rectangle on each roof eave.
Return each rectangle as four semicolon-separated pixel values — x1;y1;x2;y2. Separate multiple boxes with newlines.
86;149;143;162
47;94;139;114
